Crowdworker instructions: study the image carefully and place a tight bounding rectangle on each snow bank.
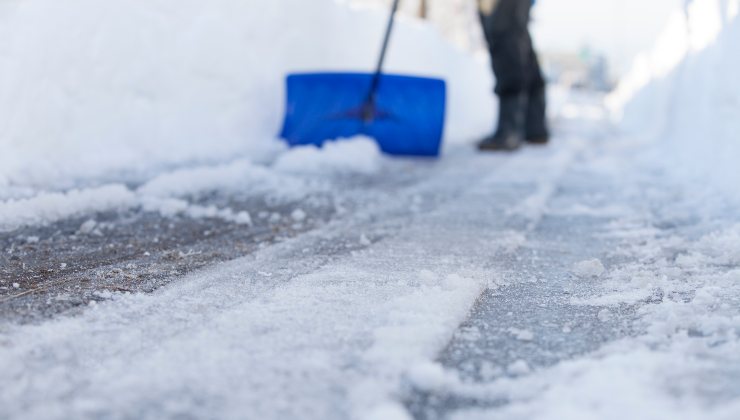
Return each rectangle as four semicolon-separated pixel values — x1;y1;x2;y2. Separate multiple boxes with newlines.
0;0;498;230
0;0;493;195
610;0;740;198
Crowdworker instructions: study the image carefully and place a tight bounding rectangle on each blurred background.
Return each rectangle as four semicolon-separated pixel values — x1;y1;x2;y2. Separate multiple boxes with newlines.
0;0;737;197
347;0;682;90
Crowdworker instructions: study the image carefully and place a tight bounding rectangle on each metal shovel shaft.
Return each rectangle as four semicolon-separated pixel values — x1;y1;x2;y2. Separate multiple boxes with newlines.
363;0;401;122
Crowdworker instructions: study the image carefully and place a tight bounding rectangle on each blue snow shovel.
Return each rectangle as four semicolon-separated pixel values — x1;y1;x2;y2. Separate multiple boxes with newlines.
279;0;447;157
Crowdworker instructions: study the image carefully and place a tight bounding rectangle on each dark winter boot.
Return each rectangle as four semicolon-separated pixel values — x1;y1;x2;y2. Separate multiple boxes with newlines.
524;88;549;144
478;94;525;152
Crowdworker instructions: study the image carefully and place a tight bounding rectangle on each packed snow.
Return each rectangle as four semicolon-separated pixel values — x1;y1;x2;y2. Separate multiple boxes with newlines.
2;0;740;419
0;149;510;418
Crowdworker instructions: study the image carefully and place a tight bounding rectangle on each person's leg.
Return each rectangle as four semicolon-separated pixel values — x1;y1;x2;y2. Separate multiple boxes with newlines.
478;0;532;151
524;31;549;143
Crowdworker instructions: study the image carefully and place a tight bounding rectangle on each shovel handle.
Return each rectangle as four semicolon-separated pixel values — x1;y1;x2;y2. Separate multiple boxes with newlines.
363;0;401;122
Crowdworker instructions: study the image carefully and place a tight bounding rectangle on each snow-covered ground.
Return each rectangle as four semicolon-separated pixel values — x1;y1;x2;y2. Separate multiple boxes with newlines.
2;0;740;419
2;87;739;419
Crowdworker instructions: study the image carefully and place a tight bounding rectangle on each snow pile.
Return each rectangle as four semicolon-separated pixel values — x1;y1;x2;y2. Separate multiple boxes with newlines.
0;0;493;196
0;158;324;232
273;136;383;175
576;223;740;308
610;0;740;197
0;136;394;232
137;159;311;199
0;158;313;231
0;185;137;230
676;224;740;267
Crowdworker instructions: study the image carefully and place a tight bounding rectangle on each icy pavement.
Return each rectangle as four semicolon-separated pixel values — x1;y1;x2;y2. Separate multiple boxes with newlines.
2;95;740;419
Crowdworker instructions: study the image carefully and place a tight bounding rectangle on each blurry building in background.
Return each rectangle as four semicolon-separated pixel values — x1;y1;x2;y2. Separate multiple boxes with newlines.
347;0;615;91
540;48;614;91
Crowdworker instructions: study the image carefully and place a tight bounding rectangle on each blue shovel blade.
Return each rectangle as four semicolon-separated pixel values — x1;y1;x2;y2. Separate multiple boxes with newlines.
280;73;446;157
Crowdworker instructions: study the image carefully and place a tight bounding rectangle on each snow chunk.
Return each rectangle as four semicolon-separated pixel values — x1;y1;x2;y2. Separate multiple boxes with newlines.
508;328;535;341
362;402;413;420
78;219;98;235
572;259;606;278
291;208;307;222
507;360;531;376
273;137;382;175
677;224;740;267
141;197;253;226
406;362;460;392
268;213;282;224
360;234;372;246
597;308;613;323
479;361;503;381
234;211;253;226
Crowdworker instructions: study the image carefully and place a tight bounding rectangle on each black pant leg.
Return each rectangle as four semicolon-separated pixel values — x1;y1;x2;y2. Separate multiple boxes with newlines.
525;31;546;94
479;0;532;97
523;30;549;140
